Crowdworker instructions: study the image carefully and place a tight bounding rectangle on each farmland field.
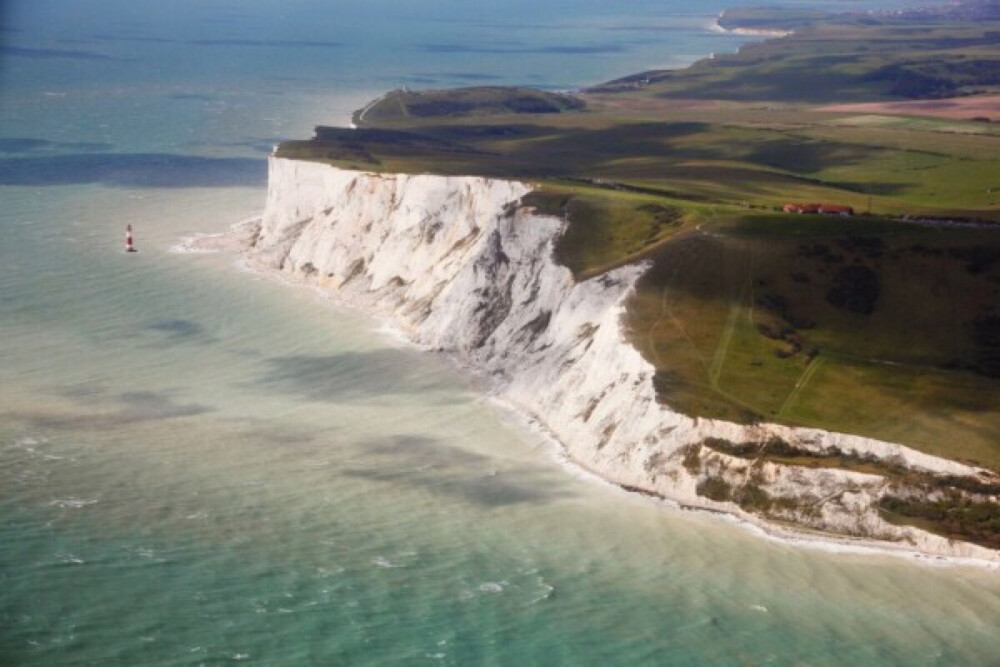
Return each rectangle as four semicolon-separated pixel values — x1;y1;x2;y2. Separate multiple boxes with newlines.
277;8;1000;469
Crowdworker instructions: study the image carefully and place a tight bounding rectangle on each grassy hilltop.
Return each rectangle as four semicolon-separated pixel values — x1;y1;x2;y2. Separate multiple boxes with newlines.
276;6;1000;484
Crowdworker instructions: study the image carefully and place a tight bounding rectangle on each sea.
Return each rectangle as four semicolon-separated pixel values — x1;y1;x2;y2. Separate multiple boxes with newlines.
2;0;998;664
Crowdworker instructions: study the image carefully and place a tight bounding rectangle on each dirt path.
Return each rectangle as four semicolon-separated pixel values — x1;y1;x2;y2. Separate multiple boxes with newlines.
777;356;824;418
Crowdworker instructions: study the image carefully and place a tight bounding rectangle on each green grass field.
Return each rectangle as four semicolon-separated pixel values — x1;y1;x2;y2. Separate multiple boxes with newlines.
625;222;1000;469
594;15;1000;103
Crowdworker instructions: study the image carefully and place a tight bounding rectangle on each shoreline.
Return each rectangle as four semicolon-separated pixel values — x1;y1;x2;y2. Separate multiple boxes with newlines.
711;20;793;38
710;13;794;38
185;14;998;571
182;214;1000;573
347;11;791;131
487;377;1000;573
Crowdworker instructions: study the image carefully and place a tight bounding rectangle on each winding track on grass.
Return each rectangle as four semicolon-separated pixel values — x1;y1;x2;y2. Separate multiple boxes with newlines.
708;250;753;389
642;240;765;418
709;296;742;386
777;355;825;418
644;240;710;371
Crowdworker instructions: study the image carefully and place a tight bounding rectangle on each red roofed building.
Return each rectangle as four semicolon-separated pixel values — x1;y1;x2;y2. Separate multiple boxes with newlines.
818;204;854;216
783;203;819;214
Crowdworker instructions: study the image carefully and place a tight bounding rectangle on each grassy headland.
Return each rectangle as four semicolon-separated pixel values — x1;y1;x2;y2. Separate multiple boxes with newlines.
275;4;1000;473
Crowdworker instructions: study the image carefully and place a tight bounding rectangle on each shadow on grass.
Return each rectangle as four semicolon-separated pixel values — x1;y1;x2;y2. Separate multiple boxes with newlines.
744;138;887;174
628;232;1000;446
307;120;917;191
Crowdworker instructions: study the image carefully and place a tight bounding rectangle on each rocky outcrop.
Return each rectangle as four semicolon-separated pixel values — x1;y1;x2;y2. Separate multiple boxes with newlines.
245;156;999;563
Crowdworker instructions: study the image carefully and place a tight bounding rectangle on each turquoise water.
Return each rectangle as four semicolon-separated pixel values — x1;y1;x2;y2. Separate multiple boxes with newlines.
3;1;999;665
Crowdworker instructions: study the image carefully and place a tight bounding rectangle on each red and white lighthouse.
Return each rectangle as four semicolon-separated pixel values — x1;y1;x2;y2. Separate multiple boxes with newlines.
125;224;136;252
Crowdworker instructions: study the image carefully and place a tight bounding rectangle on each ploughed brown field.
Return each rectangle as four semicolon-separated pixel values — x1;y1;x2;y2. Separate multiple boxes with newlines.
819;95;1000;120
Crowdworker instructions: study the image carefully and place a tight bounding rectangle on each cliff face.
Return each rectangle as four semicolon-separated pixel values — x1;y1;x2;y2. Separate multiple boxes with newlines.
247;157;999;562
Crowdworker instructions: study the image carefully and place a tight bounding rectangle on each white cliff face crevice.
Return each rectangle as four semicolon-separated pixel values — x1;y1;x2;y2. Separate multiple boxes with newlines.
246;157;998;563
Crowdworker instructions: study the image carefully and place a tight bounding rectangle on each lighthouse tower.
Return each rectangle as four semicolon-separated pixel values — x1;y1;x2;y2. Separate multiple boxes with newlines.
125;224;136;253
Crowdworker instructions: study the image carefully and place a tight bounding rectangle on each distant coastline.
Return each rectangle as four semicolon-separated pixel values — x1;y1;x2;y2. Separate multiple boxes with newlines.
710;16;793;38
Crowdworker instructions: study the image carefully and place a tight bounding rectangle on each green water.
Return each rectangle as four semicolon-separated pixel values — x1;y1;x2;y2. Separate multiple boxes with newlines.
2;0;998;664
2;164;999;667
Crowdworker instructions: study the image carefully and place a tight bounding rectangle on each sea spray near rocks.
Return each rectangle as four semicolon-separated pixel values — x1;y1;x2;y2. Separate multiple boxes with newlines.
244;156;999;564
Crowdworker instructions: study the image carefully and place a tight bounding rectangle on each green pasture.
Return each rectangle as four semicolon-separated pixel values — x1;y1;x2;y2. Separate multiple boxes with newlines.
625;222;1000;469
274;8;1000;469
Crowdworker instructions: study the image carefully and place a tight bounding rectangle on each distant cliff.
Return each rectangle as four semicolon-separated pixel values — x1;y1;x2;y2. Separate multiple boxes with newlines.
244;156;1000;564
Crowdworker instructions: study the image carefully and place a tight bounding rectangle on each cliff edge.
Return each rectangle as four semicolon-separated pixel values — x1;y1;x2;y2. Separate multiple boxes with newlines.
243;156;1000;564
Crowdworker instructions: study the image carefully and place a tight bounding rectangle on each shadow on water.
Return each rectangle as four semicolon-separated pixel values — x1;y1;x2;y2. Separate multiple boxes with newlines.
0;153;266;188
0;137;113;153
183;138;280;155
10;389;214;431
251;352;466;404
0;45;116;61
433;72;504;82
419;42;627;55
169;92;216;102
342;435;576;508
187;39;343;49
85;34;342;49
144;319;215;346
242;423;327;447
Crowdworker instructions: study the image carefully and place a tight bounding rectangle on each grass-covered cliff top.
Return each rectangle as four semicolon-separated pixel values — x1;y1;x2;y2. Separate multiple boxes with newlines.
352;87;584;126
716;8;830;32
275;5;1000;472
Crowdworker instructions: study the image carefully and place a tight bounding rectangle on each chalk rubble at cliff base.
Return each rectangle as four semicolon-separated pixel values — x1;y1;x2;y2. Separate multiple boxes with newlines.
239;156;999;564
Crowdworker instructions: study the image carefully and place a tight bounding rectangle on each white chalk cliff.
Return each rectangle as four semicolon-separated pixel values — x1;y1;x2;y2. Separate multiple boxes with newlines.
245;156;999;563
